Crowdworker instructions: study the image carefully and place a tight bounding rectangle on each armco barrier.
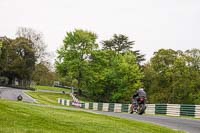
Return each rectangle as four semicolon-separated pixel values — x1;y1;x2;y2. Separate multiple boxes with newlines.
166;104;180;116
121;104;130;113
180;104;196;117
195;105;200;118
103;103;109;111
155;104;167;115
58;98;200;118
98;103;103;111
145;104;155;115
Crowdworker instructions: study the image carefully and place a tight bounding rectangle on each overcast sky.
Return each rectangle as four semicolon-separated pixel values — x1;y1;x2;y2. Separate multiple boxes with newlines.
0;0;200;63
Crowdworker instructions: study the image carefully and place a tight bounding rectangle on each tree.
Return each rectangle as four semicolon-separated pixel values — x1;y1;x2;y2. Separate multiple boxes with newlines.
56;29;98;95
10;37;36;86
144;49;200;104
185;49;200;70
0;36;36;87
16;27;47;62
82;50;116;101
109;52;143;102
32;61;57;85
0;37;12;75
102;34;145;64
102;34;133;53
144;49;179;103
0;40;3;56
184;49;200;104
56;31;144;102
83;50;143;103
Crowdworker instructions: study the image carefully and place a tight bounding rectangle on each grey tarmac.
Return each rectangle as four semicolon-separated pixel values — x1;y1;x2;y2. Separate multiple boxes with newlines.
0;86;36;103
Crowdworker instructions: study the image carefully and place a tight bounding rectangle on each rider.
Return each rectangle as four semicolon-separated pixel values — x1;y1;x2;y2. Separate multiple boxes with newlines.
130;88;147;114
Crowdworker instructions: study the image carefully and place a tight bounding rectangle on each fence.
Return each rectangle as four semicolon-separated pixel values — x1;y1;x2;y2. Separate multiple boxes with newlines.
58;98;200;118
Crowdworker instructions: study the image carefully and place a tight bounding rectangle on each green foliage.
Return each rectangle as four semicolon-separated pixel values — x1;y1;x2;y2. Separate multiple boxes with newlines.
108;52;143;102
56;30;143;103
0;40;3;55
102;34;133;53
16;27;47;61
32;62;57;86
56;29;98;94
0;100;182;133
144;49;200;104
0;37;36;86
102;34;145;64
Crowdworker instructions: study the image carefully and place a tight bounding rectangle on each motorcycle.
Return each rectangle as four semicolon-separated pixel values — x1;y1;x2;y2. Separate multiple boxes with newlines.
17;95;23;101
130;97;146;115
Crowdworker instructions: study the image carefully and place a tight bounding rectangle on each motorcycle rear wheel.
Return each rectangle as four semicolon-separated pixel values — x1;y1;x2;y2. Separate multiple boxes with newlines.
138;104;146;115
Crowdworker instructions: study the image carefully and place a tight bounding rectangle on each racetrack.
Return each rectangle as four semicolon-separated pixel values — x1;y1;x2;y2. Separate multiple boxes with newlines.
1;86;200;133
0;86;36;103
92;110;200;133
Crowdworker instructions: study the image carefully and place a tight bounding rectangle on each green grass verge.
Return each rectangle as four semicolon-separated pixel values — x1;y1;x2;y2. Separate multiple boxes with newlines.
0;100;183;133
34;85;71;92
26;91;72;105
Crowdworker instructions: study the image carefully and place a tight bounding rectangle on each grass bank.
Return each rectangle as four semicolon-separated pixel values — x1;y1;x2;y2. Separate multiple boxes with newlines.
34;85;71;92
0;100;183;133
26;91;71;105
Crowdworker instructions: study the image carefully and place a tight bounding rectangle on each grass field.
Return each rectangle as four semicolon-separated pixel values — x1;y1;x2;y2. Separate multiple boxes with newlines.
34;85;71;92
26;91;72;105
0;100;183;133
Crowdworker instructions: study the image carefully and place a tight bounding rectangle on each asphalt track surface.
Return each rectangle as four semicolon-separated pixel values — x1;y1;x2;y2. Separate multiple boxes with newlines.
92;111;200;133
1;86;200;133
0;86;36;103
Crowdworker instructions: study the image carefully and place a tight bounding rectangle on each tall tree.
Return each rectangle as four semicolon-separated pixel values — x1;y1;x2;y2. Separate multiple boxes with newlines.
102;34;145;64
144;49;200;104
109;52;144;102
56;29;98;95
144;49;179;103
83;50;143;103
16;27;47;62
102;34;133;53
0;37;36;86
10;37;36;86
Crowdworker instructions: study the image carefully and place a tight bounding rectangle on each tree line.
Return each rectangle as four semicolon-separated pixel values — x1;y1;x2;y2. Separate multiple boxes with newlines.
0;27;56;87
1;28;199;104
56;29;200;104
144;49;200;104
